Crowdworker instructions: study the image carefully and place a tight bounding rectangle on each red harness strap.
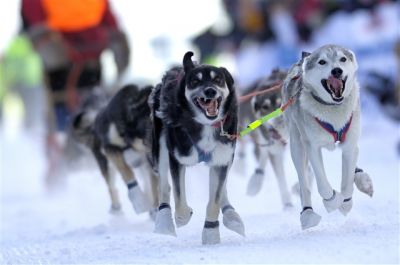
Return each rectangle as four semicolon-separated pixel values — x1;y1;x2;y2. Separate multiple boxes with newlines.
315;114;353;143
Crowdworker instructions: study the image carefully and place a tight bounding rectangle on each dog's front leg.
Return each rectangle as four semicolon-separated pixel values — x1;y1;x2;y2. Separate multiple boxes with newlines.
169;155;193;227
289;125;320;229
247;146;268;196
91;144;121;213
306;144;344;212
105;147;151;214
339;146;358;215
220;177;245;237
154;135;176;236
202;166;227;245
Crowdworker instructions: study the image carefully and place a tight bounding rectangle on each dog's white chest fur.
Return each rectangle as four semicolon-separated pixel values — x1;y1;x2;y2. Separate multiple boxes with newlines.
175;126;234;166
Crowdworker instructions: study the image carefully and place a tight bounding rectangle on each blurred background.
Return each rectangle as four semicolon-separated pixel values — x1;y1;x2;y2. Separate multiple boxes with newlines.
1;0;398;137
0;1;399;263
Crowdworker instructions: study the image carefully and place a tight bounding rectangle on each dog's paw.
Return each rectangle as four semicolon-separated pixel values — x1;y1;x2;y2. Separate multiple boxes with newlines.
127;185;151;214
300;208;321;230
322;190;344;213
202;225;221;245
109;203;122;214
175;206;193;227
222;208;245;237
355;171;374;197
339;198;353;216
154;207;176;236
246;170;264;196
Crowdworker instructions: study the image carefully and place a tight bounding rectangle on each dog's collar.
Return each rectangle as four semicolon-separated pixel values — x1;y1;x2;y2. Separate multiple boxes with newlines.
211;114;228;129
211;114;239;140
310;92;339;106
315;114;353;143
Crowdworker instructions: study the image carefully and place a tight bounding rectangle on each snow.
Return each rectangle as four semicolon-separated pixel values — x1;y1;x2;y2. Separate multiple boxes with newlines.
1;1;399;263
1;95;399;264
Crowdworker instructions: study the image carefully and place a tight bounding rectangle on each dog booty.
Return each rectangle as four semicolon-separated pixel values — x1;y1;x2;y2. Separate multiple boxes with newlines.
247;169;264;196
109;203;122;214
354;170;373;197
339;198;353;216
127;184;151;214
300;208;321;230
322;190;344;213
154;206;176;236
202;223;221;245
175;206;193;227
222;207;245;236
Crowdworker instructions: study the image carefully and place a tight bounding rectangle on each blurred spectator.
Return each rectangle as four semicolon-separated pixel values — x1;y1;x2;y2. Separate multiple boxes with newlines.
20;0;130;185
0;34;44;132
192;0;397;92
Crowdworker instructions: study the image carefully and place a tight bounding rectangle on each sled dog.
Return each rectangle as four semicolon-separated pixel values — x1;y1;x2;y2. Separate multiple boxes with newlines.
72;85;158;216
283;45;373;229
150;52;245;244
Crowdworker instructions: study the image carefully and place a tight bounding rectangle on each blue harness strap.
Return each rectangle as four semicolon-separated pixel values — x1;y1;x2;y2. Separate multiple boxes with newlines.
315;114;353;143
195;145;212;163
183;129;213;163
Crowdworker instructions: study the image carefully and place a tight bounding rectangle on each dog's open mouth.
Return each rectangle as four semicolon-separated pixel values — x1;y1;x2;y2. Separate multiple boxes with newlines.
194;97;222;119
321;76;347;102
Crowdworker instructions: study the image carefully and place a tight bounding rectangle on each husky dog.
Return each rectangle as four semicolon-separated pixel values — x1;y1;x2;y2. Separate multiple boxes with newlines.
283;45;373;229
244;70;294;208
150;52;245;244
72;85;158;215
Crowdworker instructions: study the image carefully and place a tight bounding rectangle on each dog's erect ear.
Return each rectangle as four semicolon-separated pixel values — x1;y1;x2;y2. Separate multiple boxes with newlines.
183;51;195;73
301;51;311;59
347;49;358;70
220;67;234;88
141;85;153;98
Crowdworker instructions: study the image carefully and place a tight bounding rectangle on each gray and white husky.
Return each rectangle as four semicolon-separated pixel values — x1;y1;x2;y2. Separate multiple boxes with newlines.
283;45;373;229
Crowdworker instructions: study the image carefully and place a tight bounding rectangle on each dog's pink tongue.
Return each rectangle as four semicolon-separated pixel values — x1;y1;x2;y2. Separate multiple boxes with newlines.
327;76;343;95
206;99;218;116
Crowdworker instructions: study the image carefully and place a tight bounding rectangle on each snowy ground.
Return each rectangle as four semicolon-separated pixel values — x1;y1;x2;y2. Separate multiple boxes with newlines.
0;95;399;264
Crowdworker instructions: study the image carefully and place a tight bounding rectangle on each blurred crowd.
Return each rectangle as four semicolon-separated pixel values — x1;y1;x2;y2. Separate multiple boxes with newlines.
193;0;399;110
0;0;398;186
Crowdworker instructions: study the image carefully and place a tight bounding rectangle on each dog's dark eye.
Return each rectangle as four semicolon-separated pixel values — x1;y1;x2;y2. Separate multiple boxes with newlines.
214;76;223;85
191;79;199;86
318;60;326;65
340;57;347;62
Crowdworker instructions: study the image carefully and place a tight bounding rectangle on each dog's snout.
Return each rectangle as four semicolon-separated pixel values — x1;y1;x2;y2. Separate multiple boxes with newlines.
331;67;343;78
204;88;217;98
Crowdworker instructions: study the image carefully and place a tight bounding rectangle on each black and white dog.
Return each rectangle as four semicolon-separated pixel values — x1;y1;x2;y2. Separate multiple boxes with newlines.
72;85;158;216
150;52;245;244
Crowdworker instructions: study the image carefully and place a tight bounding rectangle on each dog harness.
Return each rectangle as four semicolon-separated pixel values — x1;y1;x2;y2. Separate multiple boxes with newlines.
183;128;213;163
314;114;353;143
195;145;213;163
